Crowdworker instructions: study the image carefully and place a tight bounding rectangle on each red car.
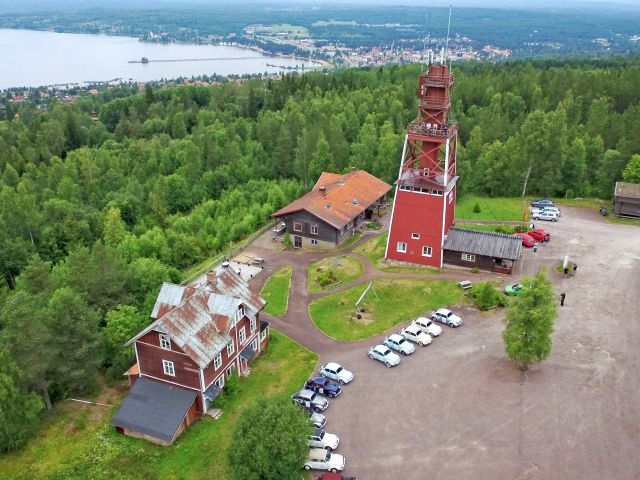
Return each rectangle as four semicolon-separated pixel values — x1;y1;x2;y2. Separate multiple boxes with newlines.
528;229;550;242
513;232;535;247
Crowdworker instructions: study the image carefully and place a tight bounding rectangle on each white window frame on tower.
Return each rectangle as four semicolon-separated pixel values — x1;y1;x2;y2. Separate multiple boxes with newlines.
411;233;420;240
397;242;407;253
422;246;433;257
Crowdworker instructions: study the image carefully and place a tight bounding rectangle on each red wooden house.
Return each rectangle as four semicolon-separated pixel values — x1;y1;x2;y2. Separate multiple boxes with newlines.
112;268;269;445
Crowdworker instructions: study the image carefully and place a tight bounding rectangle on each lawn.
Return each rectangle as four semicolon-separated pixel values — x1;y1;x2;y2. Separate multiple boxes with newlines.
308;278;467;341
338;231;363;249
307;255;364;293
353;233;439;273
456;196;529;222
260;266;293;316
0;331;316;480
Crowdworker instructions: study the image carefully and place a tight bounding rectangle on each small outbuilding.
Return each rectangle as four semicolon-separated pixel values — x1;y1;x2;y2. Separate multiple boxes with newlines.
613;181;640;218
443;228;522;274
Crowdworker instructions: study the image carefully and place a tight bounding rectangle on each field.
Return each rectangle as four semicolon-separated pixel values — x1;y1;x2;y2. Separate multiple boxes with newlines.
307;255;364;294
260;266;293;316
308;278;467;340
456;196;528;222
353;233;439;273
0;331;316;480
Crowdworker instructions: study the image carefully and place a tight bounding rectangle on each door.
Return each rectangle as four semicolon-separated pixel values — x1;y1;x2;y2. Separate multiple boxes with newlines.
294;236;302;248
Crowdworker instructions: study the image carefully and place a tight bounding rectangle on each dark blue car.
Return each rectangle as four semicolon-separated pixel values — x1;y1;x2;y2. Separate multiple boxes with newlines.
304;376;342;398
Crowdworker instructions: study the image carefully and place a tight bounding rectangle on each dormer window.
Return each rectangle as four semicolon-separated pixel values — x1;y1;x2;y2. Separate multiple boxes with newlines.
234;304;245;325
159;334;171;350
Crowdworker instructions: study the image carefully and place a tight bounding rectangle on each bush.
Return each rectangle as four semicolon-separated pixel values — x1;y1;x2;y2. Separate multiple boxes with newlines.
495;224;515;235
471;282;507;310
317;268;338;287
283;232;292;248
471;266;479;273
473;202;481;213
366;220;381;230
513;224;530;233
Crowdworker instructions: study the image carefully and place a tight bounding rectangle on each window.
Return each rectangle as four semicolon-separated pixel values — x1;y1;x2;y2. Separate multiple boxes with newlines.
226;364;234;377
214;374;225;389
422;246;433;257
261;329;267;341
252;338;259;351
227;339;234;356
293;222;302;232
396;242;407;253
234;305;244;325
162;360;175;376
411;233;420;240
239;327;246;344
159;334;171;350
461;253;476;262
250;317;256;332
432;189;443;196
311;239;318;246
214;353;222;370
310;225;318;235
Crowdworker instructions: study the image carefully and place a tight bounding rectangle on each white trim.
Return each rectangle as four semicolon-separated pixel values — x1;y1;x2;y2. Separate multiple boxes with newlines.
385;134;408;259
310;225;318;235
159;333;171;350
422;246;433;257
136;340;190;356
444;137;450;187
214;353;222;370
411;233;420;240
239;326;246;344
162;359;175;376
227;339;235;356
199;367;205;392
251;337;259;351
134;342;141;378
250;317;256;332
440;191;446;269
140;373;200;391
396;241;407;253
214;373;225;389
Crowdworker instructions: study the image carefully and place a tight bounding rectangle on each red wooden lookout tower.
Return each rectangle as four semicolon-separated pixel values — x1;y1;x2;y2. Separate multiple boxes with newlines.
385;61;458;268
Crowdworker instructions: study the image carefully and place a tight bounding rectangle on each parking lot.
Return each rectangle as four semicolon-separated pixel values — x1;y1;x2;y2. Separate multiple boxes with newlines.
304;207;640;479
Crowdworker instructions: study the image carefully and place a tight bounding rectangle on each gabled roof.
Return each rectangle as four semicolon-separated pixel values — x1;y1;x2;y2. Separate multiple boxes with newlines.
272;170;391;229
111;378;197;444
128;269;265;369
443;228;522;261
615;181;640;198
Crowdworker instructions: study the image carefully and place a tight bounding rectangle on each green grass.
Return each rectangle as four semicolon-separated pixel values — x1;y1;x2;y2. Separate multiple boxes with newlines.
308;278;467;340
353;233;439;273
260;266;293;316
307;255;364;293
0;331;316;480
456;196;529;222
311;20;358;27
339;231;363;249
455;223;503;232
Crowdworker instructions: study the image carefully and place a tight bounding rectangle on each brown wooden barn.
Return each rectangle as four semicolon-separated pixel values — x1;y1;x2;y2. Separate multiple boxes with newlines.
613;182;640;218
443;228;522;274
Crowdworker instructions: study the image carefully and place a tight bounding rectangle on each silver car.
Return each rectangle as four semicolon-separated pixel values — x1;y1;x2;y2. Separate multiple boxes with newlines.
319;362;354;385
368;345;401;367
291;389;329;412
431;308;463;327
384;333;415;355
532;210;558;222
307;428;340;450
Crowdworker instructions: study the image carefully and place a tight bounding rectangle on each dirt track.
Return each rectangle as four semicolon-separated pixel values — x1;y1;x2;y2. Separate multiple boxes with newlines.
250;207;640;479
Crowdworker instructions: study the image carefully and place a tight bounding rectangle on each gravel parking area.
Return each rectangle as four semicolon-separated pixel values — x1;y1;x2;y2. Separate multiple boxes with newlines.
318;207;640;479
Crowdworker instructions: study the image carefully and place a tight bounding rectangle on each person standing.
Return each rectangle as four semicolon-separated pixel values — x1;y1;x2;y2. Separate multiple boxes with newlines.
572;264;577;276
533;242;539;253
563;266;569;277
560;292;566;306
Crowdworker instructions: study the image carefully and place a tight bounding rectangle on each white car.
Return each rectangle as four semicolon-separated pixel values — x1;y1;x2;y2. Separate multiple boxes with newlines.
413;317;442;337
532;210;558;222
319;362;354;385
368;344;401;367
307;428;340;450
400;324;432;346
304;448;345;473
309;411;327;429
384;333;415;355
532;206;561;217
431;308;463;327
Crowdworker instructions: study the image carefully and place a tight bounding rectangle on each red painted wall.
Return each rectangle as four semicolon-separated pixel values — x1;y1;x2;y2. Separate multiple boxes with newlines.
387;189;445;268
137;332;200;390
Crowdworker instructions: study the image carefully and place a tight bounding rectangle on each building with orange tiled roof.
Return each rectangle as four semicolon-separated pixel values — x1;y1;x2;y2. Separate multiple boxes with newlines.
272;169;391;248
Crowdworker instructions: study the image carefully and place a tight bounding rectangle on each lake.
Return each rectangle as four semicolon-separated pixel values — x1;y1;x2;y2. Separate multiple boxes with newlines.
0;29;320;90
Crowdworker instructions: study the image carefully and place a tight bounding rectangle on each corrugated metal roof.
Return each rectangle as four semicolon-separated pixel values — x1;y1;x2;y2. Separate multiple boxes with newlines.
111;378;197;444
240;346;257;361
126;269;266;369
204;384;222;401
615;181;640;198
272;170;391;229
444;228;522;260
151;283;186;319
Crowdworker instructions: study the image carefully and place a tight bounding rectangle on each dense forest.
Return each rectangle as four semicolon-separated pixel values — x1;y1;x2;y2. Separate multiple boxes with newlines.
1;58;640;451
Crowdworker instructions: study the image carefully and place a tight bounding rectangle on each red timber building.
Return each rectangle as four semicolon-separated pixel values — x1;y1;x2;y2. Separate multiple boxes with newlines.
111;268;269;445
385;62;458;268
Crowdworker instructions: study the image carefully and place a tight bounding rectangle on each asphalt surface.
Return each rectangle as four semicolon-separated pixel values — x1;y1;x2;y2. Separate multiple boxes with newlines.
248;207;640;479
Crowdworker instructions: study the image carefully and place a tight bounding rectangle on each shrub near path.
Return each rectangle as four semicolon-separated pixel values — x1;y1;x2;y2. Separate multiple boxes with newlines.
309;278;467;341
307;255;364;294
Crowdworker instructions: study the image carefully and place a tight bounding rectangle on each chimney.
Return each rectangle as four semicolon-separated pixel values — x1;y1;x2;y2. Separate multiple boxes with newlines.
319;186;326;196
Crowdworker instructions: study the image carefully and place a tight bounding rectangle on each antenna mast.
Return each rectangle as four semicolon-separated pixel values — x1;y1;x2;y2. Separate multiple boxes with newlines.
444;4;452;65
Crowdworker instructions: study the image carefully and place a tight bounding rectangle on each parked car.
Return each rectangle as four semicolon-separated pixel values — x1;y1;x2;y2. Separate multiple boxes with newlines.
384;333;416;355
368;345;401;367
531;199;554;208
305;376;342;398
528;229;550;242
504;283;525;296
513;232;535;247
534;206;561;217
291;389;329;412
316;474;358;480
307;428;340;450
532;210;558;222
304;448;345;473
400;324;433;346
319;362;354;385
412;316;443;337
309;411;327;429
430;308;463;327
